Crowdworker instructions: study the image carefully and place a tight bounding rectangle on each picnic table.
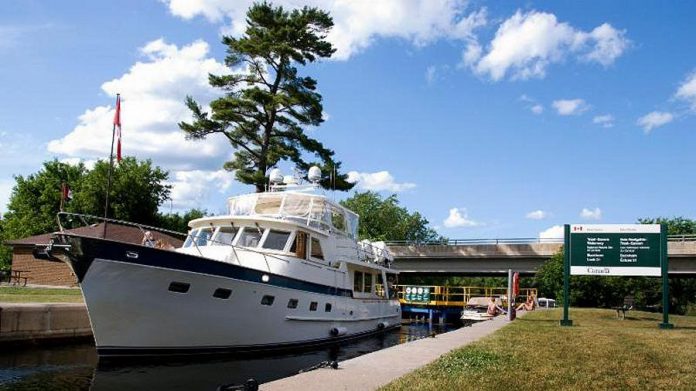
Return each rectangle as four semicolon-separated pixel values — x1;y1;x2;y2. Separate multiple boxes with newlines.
9;269;30;286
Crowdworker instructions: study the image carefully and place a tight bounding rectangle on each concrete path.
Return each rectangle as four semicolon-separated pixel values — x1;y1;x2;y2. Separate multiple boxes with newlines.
262;316;511;391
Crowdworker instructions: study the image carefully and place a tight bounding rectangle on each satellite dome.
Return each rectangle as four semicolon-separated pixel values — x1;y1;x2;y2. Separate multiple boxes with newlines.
307;166;322;183
269;168;283;184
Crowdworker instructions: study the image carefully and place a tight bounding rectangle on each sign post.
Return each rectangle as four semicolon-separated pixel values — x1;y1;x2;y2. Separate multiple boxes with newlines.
562;223;671;329
659;224;674;329
560;224;573;326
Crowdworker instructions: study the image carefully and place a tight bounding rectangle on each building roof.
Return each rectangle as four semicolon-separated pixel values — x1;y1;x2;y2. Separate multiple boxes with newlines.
5;223;184;247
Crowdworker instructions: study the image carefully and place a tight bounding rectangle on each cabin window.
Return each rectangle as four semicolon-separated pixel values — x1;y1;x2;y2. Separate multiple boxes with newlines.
309;302;318;311
213;288;232;299
287;299;299;309
325;303;332;312
364;273;373;293
353;271;364;292
261;295;275;306
375;274;385;298
290;231;308;259
183;230;195;248
168;282;190;293
331;209;346;232
263;230;291;251
310;237;324;260
212;226;238;246
238;227;263;248
184;228;213;248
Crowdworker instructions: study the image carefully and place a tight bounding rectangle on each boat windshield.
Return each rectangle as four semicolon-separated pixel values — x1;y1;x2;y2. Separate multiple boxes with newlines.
227;192;358;238
184;228;214;248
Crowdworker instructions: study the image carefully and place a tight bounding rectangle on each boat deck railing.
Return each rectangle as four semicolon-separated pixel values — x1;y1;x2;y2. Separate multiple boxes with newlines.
396;285;538;308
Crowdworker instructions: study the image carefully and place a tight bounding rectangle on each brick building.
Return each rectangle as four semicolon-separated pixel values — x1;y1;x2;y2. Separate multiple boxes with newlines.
6;224;184;287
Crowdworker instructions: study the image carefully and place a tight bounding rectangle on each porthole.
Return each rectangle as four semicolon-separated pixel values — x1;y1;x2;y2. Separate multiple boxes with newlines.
261;295;275;306
325;303;332;312
288;299;299;309
309;301;318;311
213;288;232;299
168;282;190;293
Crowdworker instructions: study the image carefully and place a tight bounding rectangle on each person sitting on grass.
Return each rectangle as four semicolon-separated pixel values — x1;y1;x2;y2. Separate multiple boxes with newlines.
487;297;499;316
516;295;536;311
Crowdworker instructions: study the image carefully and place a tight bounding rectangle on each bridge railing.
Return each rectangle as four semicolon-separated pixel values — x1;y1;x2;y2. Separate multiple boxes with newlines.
385;238;563;246
387;234;696;246
668;234;696;242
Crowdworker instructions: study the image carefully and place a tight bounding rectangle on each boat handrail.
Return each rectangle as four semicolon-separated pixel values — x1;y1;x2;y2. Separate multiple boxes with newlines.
56;212;187;239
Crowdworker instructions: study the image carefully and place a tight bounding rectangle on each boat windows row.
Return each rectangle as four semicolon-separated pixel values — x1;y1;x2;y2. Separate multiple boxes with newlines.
168;283;332;312
183;226;324;260
264;295;332;312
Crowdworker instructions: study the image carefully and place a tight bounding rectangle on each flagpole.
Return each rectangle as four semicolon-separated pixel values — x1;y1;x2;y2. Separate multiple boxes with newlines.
103;93;119;238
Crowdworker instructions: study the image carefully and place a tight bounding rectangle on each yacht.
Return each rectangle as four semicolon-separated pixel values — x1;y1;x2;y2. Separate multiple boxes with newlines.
39;168;401;357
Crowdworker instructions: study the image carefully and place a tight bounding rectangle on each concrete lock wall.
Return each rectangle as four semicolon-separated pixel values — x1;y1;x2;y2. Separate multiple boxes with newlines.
0;303;93;344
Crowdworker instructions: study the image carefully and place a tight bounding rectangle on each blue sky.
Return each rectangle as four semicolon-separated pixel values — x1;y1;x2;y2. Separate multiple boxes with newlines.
1;1;695;239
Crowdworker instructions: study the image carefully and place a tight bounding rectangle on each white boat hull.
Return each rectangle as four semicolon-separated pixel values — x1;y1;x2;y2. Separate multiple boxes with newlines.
56;235;400;356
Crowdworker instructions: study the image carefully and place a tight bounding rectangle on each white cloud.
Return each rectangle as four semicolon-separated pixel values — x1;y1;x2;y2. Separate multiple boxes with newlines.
531;104;544;115
443;207;480;228
675;70;696;110
169;169;235;209
164;0;488;61
539;225;564;239
636;111;673;133
593;114;614;128
425;65;437;84
580;207;602;220
346;171;415;192
468;10;629;81
47;39;231;170
525;210;548;220
552;99;589;116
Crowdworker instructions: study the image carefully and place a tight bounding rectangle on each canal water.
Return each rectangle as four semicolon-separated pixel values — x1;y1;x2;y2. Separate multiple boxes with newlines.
0;322;460;390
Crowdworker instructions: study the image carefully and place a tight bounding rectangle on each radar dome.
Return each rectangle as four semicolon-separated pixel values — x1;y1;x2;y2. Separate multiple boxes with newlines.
307;166;322;183
269;168;283;184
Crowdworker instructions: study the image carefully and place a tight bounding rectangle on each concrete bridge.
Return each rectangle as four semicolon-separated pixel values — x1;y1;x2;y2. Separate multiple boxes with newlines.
386;236;696;276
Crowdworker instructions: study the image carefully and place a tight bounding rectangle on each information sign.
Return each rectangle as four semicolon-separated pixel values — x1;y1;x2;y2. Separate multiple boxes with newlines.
569;224;662;276
404;286;430;302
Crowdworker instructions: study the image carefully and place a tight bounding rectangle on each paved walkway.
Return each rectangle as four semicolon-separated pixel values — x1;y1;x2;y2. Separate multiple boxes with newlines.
262;315;512;391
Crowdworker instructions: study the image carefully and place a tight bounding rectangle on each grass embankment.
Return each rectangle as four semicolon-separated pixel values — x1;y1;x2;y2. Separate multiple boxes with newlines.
0;286;83;303
382;309;696;391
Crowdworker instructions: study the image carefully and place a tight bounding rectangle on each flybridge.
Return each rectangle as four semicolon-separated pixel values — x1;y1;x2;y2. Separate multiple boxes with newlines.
227;192;359;239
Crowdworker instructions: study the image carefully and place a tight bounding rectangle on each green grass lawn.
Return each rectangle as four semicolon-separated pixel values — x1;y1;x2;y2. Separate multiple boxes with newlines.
382;309;696;391
0;286;84;303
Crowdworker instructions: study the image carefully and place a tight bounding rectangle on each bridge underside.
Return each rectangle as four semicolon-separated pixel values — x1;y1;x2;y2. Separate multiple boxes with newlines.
392;257;696;276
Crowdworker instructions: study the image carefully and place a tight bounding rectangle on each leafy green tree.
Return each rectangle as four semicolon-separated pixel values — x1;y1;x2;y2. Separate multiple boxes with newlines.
340;191;441;242
2;160;87;241
180;2;353;192
72;157;170;225
157;209;207;233
0;219;11;271
638;216;696;235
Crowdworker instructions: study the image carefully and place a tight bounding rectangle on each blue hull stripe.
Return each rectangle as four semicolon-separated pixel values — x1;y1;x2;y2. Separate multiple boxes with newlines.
61;234;353;298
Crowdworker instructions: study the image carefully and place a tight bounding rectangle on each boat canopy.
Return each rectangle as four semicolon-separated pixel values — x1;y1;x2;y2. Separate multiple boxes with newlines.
227;192;359;238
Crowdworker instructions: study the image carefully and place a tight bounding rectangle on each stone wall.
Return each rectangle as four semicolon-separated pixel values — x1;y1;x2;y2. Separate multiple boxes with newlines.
0;303;92;344
11;247;77;287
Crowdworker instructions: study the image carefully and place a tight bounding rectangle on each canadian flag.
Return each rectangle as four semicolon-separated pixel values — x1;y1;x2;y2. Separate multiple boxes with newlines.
113;94;122;163
61;183;73;201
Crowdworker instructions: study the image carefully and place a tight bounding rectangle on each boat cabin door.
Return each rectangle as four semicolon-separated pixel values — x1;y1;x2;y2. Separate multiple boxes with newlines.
293;231;308;259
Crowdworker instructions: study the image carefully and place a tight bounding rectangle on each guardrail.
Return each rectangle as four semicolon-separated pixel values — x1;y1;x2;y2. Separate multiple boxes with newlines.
385;238;564;246
386;234;696;246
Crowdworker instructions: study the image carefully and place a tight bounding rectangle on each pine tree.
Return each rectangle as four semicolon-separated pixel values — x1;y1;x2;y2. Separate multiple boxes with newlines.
180;2;354;192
